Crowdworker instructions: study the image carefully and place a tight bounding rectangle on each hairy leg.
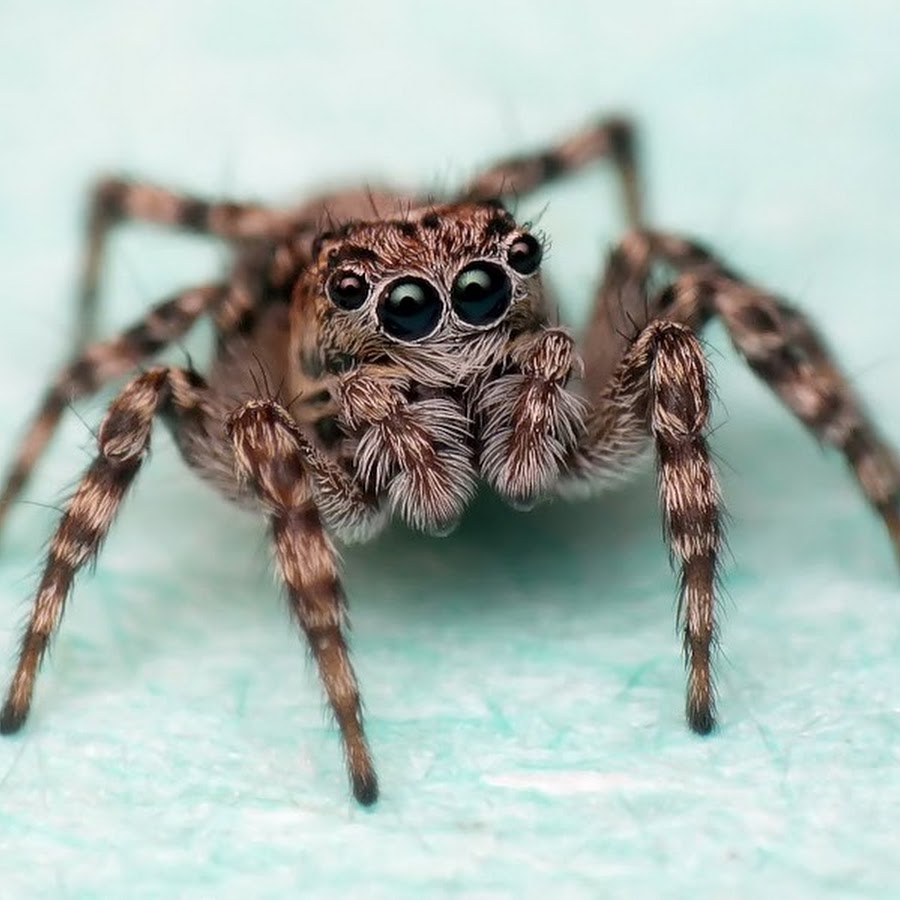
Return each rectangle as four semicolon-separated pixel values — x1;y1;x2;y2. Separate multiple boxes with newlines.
588;228;900;557
76;177;313;350
578;230;723;397
569;320;724;733
0;283;226;533
460;116;643;227
0;367;207;733
668;269;900;557
570;227;900;729
225;400;377;805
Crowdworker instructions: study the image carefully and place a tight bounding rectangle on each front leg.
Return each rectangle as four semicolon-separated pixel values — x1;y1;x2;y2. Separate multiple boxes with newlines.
476;328;587;508
225;400;377;805
568;321;723;734
1;367;206;733
336;367;476;535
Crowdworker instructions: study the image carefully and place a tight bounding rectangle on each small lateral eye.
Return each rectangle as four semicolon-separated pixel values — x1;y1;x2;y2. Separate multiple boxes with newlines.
327;270;369;310
378;278;443;341
451;263;512;326
507;233;543;275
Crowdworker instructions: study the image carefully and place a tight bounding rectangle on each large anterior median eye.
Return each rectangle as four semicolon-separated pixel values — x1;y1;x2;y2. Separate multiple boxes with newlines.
451;263;512;326
378;278;443;341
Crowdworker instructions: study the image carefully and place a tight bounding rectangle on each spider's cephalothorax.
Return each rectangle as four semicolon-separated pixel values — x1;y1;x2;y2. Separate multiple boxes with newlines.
1;117;898;807
299;202;547;384
286;199;586;538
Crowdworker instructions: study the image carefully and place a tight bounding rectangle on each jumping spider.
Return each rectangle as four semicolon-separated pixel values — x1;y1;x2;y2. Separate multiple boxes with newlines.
1;117;898;806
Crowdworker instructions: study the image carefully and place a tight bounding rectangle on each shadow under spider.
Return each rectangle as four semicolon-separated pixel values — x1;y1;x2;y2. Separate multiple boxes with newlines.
347;473;666;622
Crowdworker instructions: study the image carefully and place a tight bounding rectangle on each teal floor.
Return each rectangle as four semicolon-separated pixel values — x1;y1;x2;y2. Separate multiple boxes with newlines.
1;2;899;897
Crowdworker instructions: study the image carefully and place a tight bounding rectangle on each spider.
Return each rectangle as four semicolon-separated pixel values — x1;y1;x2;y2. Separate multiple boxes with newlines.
1;116;898;807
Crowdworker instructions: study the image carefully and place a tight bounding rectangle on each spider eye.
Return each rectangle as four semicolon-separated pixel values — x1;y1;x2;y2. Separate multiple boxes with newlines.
451;263;512;326
507;233;543;275
378;278;442;341
327;270;369;310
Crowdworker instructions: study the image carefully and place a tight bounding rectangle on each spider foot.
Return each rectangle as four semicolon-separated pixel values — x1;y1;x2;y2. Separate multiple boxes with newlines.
686;675;717;736
0;699;28;735
877;496;900;567
687;702;717;736
352;768;379;807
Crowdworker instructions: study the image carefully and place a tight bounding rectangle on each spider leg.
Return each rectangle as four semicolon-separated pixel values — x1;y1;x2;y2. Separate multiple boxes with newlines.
596;228;900;557
566;227;900;731
459;116;643;227
76;177;313;351
579;232;710;398
0;283;227;534
212;241;294;342
0;366;207;735
666;267;900;558
569;320;723;733
225;399;377;806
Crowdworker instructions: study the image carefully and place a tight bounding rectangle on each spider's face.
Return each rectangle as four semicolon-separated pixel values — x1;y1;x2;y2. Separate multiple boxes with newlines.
300;200;545;382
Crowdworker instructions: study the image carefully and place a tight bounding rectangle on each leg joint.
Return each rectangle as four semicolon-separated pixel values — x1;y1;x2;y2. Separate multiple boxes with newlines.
644;321;712;441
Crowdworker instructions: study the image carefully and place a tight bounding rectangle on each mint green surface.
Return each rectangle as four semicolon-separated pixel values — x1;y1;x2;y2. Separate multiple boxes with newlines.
1;2;899;897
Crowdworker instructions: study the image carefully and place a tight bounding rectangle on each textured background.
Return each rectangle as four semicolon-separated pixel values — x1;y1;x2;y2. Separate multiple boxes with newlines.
1;1;899;897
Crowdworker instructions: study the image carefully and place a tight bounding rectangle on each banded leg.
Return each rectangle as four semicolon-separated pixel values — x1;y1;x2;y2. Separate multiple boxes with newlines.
76;177;310;350
0;367;207;734
225;400;377;806
213;241;293;341
0;283;226;533
570;320;723;733
592;227;900;558
460;116;644;227
580;232;713;397
669;270;900;558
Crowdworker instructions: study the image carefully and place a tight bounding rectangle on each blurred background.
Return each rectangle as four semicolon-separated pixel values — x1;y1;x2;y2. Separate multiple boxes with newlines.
0;1;898;897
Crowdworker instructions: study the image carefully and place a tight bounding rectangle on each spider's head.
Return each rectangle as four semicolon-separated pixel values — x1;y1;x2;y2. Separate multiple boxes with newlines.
298;200;546;384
